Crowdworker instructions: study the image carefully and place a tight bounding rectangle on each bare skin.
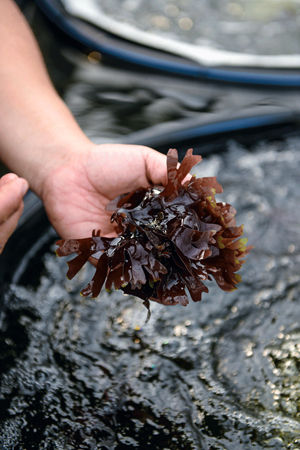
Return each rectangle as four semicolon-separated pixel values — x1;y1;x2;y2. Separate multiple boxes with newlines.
42;143;167;238
0;1;167;248
0;173;28;252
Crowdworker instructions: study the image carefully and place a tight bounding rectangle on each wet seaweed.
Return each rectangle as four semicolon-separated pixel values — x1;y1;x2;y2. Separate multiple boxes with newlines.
56;148;251;307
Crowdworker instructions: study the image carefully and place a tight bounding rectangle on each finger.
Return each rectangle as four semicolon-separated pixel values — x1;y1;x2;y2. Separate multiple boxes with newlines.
144;147;168;186
0;202;24;254
0;177;28;223
0;173;18;186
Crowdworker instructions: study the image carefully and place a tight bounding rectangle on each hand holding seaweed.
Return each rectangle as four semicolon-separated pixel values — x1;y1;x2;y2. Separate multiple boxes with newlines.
42;143;167;239
56;148;251;308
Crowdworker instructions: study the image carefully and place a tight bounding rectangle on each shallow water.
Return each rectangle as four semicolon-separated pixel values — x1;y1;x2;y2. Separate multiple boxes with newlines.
97;0;300;56
1;137;299;449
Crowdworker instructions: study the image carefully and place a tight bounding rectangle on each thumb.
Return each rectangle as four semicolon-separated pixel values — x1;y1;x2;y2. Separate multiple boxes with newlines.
144;147;168;186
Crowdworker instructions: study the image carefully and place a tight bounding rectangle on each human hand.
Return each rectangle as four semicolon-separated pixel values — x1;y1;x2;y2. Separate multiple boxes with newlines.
41;143;167;238
0;173;29;253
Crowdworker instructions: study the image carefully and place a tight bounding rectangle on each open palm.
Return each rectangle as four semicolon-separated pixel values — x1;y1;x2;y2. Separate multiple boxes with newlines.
42;143;167;239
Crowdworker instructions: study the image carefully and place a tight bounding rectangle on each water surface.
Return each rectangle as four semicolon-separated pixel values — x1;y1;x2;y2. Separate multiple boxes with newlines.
1;137;299;449
97;0;300;56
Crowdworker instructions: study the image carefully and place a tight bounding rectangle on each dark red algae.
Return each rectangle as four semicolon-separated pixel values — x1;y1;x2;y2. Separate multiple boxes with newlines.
56;149;251;310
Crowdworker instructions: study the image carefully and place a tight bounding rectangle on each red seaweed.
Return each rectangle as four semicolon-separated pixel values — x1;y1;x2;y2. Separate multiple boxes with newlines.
56;149;251;309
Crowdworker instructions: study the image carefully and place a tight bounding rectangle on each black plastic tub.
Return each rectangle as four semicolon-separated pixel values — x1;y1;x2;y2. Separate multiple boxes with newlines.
1;124;300;449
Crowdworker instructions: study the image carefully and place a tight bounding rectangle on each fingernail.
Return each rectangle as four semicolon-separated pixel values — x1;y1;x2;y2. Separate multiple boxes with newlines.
0;173;18;185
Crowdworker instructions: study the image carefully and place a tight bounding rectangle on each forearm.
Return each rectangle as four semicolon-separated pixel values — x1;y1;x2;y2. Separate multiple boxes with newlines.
0;0;90;197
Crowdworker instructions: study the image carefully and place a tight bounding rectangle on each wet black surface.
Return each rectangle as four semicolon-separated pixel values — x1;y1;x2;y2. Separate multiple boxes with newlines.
1;138;300;449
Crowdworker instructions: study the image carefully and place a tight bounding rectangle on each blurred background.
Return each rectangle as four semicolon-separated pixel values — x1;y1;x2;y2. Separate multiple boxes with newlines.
12;0;300;150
